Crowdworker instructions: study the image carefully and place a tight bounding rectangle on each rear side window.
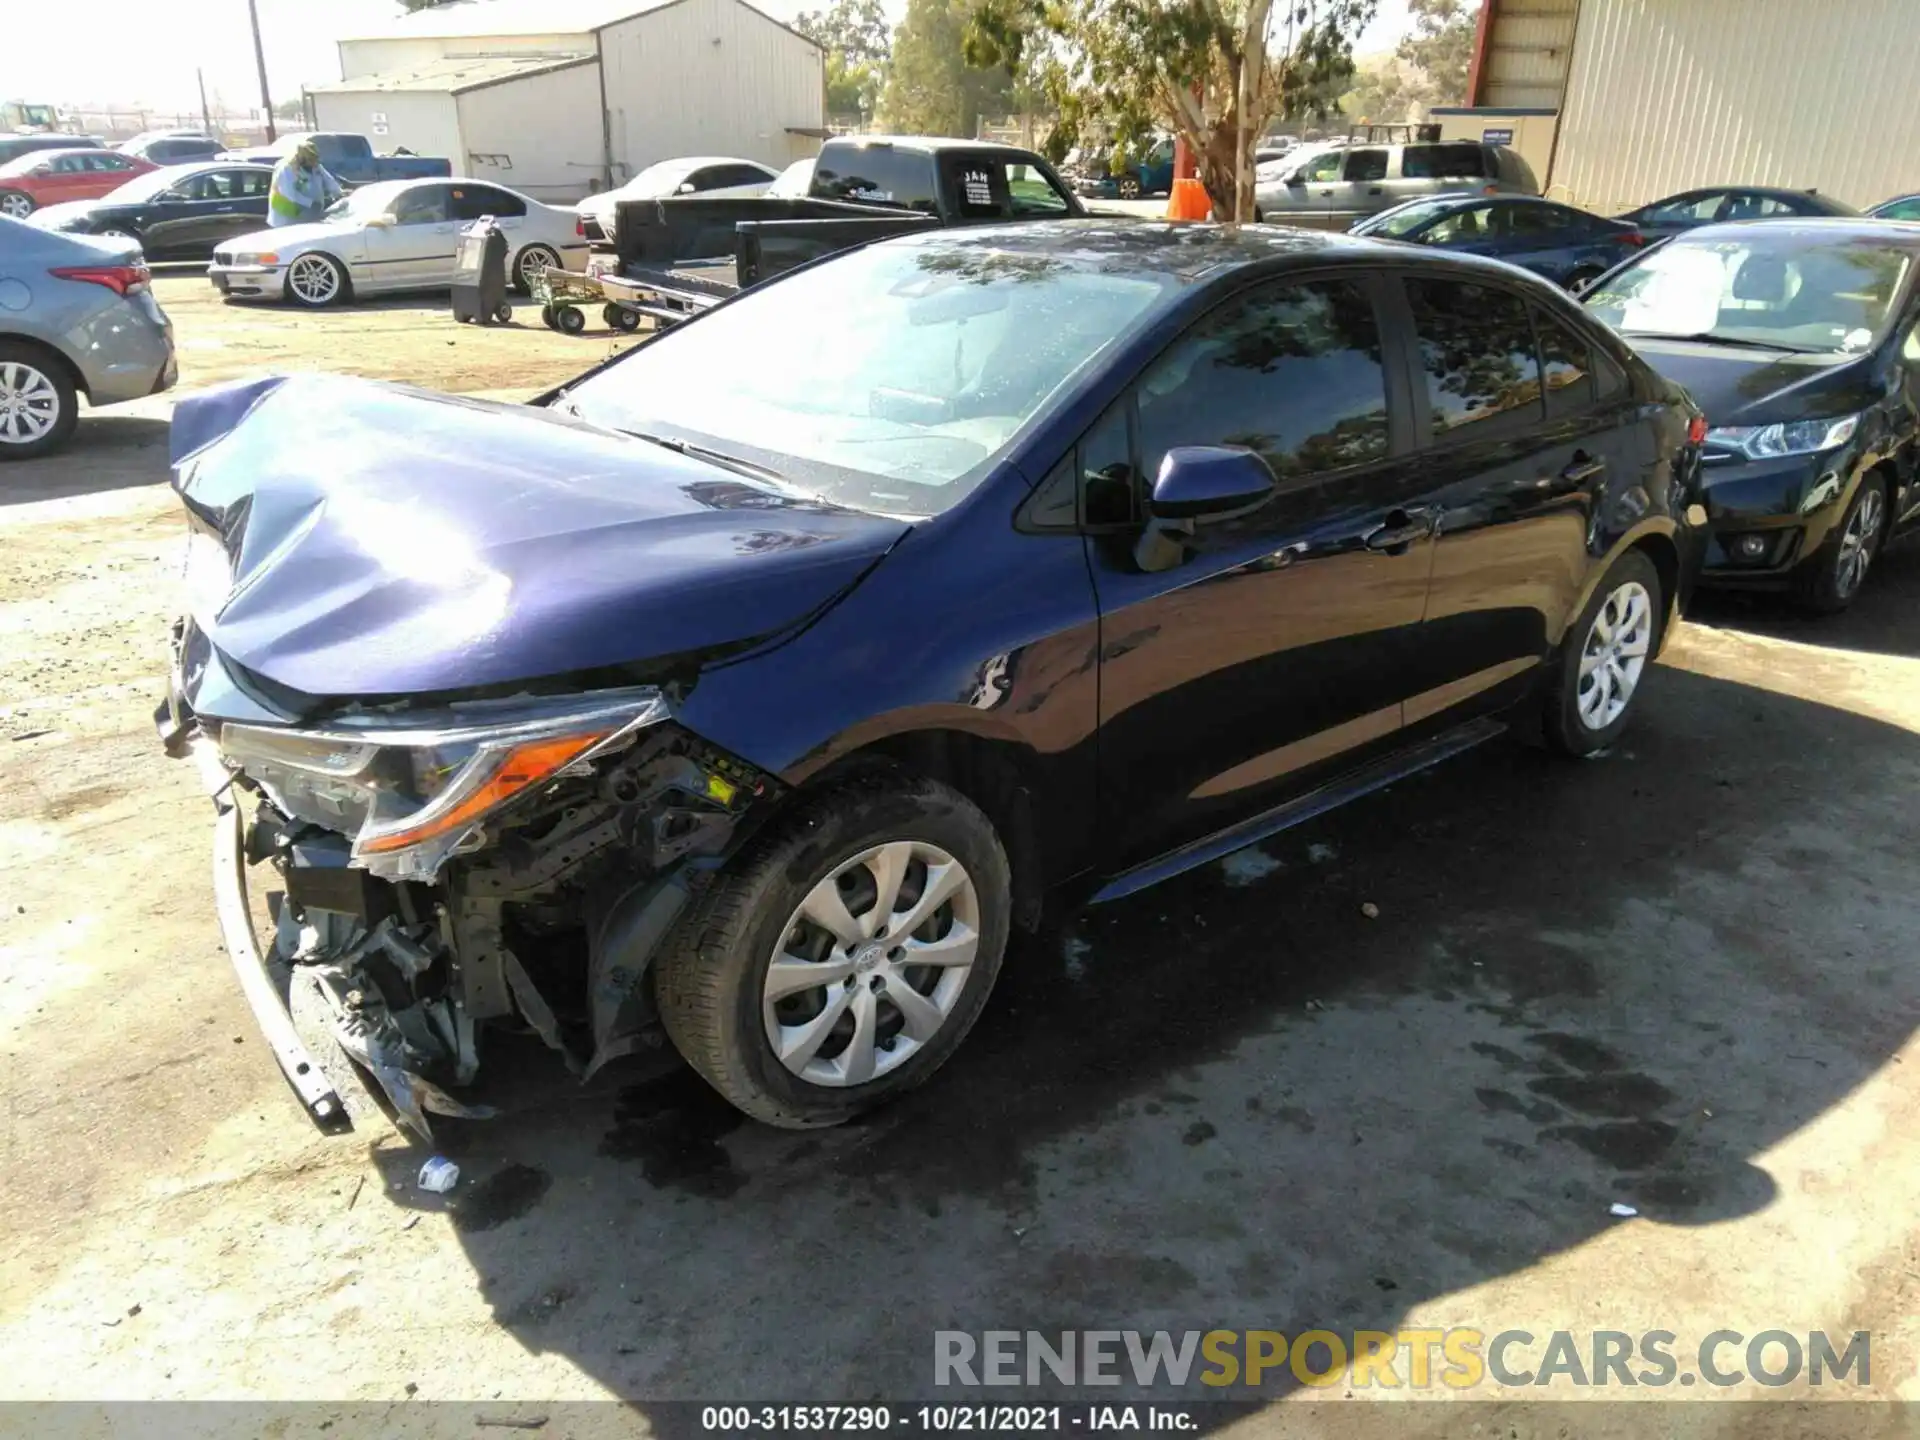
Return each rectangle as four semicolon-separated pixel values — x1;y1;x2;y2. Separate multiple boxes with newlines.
451;184;525;220
1533;307;1594;415
1405;277;1544;437
1344;148;1389;182
813;146;937;213
1503;204;1563;236
1404;144;1488;180
1136;277;1390;483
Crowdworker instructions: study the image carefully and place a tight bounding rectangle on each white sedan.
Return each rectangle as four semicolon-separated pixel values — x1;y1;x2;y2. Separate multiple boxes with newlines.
576;156;781;245
207;178;591;308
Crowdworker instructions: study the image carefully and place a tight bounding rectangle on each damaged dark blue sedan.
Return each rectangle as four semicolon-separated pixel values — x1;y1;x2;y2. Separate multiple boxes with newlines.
159;221;1704;1136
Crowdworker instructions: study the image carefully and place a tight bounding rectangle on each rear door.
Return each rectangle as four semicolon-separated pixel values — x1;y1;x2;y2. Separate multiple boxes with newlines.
1082;270;1441;870
142;168;268;256
78;152;142;201
1397;272;1644;727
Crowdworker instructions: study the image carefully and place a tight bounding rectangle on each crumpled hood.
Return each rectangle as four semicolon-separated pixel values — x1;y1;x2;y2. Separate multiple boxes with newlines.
1629;340;1876;427
170;374;909;702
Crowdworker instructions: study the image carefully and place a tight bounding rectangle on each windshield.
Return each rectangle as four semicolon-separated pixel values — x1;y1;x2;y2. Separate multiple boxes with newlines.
563;237;1175;517
1365;199;1457;237
620;160;698;197
1584;232;1912;355
325;182;405;221
104;168;199;203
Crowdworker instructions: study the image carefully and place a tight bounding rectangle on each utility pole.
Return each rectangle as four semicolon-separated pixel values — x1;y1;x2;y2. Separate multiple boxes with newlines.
247;0;276;141
197;67;215;137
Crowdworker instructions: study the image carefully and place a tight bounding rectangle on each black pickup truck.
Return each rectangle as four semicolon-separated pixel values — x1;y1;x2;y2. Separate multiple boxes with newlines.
608;135;1086;325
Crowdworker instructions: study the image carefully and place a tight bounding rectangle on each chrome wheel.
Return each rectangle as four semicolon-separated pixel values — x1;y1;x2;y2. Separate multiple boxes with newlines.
286;253;342;305
762;840;981;1088
0;192;31;218
1577;580;1653;731
0;360;60;446
1834;486;1885;600
97;228;134;240
516;244;558;292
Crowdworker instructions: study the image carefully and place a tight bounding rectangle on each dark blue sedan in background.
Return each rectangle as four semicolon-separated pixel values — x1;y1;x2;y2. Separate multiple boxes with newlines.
1353;194;1648;290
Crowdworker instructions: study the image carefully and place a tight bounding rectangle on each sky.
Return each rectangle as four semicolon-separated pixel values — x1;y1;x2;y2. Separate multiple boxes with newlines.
4;0;1419;117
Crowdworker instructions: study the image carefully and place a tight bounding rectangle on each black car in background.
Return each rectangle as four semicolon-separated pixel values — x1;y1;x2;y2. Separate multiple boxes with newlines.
0;133;102;166
119;133;224;165
1620;186;1857;240
1586;220;1920;611
24;162;273;260
1355;194;1647;291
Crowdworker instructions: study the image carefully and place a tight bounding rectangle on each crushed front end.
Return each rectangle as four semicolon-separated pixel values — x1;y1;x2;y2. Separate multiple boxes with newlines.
160;634;774;1140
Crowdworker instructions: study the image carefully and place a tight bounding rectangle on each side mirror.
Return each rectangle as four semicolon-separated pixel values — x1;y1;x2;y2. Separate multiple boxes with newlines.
676;181;696;194
1135;446;1278;573
1149;445;1277;520
1286;175;1306;188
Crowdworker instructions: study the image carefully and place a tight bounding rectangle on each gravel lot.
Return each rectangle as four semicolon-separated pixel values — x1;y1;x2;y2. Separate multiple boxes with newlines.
2;270;1918;1420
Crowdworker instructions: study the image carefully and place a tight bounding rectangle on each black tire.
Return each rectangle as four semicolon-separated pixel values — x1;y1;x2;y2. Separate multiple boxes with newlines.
283;252;349;308
0;189;34;219
512;244;559;297
493;301;513;324
540;303;558;330
653;769;1012;1128
1796;474;1888;614
1566;266;1603;293
1539;549;1664;757
605;303;641;332
0;341;80;461
555;305;587;335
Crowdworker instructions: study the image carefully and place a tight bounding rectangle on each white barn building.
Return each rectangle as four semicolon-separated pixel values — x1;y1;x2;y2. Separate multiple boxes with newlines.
311;0;826;202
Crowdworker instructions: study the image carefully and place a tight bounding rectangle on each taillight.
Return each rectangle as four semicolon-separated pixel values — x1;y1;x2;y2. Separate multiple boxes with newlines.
1620;230;1647;247
1688;414;1708;446
575;215;585;237
49;262;150;296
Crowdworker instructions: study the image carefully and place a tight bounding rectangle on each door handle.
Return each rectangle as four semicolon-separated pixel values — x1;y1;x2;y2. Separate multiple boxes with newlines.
1362;507;1435;553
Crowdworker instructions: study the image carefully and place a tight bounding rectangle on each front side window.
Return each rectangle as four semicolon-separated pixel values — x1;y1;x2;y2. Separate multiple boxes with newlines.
562;238;1176;517
391;185;450;225
1295;150;1344;184
1004;163;1071;217
1583;233;1912;355
1136;278;1390;483
1405;277;1544;436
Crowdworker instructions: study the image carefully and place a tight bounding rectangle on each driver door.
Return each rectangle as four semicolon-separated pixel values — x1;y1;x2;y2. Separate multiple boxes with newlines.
360;183;457;290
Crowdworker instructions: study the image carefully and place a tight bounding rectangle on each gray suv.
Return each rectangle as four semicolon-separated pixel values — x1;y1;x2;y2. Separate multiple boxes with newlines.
0;216;176;460
1256;140;1539;230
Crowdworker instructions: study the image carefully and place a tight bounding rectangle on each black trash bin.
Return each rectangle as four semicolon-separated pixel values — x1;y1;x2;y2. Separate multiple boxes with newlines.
451;217;512;325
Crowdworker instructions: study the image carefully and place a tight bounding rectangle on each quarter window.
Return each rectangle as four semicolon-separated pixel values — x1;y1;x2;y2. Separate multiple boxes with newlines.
1405;277;1544;436
1403;143;1488;180
1136;278;1390;483
1533;308;1594;415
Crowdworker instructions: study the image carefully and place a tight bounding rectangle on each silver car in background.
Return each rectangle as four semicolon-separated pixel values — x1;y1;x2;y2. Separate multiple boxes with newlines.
0;216;176;460
207;177;592;308
1256;140;1539;230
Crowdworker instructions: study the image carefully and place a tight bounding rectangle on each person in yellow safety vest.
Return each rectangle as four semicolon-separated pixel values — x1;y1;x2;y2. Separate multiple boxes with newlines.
268;141;343;227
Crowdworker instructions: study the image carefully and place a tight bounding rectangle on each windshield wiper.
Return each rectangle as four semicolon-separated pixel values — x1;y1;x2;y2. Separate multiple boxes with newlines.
624;430;799;487
1621;330;1823;355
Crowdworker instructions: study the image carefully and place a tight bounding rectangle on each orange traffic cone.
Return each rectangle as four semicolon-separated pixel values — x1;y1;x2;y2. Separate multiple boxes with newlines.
1165;177;1212;221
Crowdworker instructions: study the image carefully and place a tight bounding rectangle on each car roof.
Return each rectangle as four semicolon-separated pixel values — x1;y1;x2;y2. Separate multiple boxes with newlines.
1676;217;1920;249
830;135;1036;156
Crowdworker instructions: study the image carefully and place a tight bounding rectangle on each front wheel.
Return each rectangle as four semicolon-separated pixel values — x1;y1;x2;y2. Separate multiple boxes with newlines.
653;770;1011;1128
284;252;348;308
1540;550;1664;756
1566;266;1603;293
0;190;33;219
1797;475;1887;614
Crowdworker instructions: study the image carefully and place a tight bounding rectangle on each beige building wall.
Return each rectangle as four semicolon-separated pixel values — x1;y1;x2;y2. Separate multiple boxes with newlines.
339;34;593;79
456;63;604;201
1551;0;1920;214
310;88;463;166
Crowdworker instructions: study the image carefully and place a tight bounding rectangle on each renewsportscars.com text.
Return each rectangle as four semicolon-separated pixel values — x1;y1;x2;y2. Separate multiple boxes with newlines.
934;1329;1871;1390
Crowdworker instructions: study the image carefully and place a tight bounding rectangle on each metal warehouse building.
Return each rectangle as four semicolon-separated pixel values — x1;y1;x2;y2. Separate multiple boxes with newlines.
1448;0;1920;214
312;0;825;202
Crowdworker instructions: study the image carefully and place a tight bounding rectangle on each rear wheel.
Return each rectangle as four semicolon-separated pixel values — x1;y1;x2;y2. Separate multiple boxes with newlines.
1566;265;1604;293
1117;174;1142;200
654;770;1011;1128
513;243;559;296
0;190;33;219
0;343;78;461
1797;476;1887;614
1540;550;1663;756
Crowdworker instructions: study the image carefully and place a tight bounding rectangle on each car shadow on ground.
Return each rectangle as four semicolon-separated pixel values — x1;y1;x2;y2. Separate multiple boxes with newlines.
1;415;171;505
1688;538;1920;660
364;663;1920;1418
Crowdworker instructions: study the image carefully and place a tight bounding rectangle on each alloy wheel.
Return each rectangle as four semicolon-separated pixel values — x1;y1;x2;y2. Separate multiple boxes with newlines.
761;840;981;1088
0;193;31;219
287;254;341;305
517;245;558;291
1834;486;1885;600
0;360;60;446
1576;580;1653;731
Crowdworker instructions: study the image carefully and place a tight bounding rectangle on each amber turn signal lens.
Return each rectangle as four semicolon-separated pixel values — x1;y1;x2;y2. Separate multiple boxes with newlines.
357;730;611;854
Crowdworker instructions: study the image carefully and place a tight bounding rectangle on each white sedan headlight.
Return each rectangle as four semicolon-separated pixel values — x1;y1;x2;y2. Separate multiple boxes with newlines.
1706;414;1859;460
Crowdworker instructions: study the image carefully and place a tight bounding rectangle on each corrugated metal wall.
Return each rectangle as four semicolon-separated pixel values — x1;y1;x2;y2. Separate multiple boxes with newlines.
457;65;605;201
600;0;824;178
1480;0;1580;109
1553;0;1920;212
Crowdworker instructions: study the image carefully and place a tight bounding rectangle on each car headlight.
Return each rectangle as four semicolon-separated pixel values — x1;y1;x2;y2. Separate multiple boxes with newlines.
217;688;668;881
1706;415;1860;460
230;251;280;266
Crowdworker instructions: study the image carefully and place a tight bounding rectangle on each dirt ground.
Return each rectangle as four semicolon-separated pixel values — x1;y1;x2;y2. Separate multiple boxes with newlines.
2;272;1919;1424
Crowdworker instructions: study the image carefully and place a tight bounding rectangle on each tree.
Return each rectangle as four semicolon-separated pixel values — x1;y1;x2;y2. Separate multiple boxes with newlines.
966;0;1377;221
883;0;1015;138
1397;0;1477;109
797;0;892;120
